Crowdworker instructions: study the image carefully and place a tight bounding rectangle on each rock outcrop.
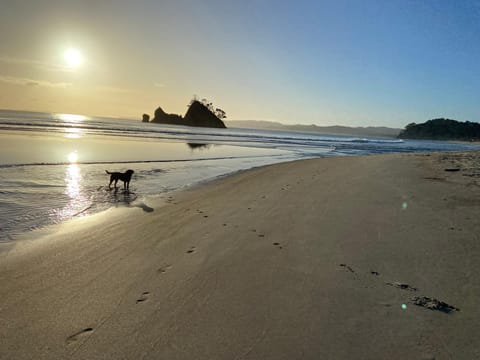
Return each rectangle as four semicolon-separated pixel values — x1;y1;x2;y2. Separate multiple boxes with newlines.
183;101;226;128
151;106;183;125
150;100;226;128
142;113;150;122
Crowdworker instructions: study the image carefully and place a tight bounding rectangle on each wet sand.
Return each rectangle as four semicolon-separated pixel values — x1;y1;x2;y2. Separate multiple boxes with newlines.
1;152;479;359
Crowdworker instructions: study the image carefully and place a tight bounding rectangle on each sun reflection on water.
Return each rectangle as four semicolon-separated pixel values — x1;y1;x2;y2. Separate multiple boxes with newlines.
52;163;91;222
65;164;81;198
57;113;87;122
64;127;84;139
55;113;87;139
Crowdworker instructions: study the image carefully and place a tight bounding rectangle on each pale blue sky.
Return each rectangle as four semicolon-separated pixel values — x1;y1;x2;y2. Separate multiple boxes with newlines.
1;0;479;127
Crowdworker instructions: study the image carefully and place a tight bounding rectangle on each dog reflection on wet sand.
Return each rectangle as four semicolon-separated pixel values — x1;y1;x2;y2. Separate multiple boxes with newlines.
106;170;134;190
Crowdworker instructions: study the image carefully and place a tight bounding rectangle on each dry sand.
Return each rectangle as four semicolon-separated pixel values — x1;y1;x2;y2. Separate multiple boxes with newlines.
1;152;479;360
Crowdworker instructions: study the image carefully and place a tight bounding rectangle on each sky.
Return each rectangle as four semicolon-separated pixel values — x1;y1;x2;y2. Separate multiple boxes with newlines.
1;0;479;127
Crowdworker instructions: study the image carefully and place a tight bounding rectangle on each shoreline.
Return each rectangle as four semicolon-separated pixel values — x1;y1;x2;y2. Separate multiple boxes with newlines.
1;151;479;359
2;148;477;250
2;118;479;243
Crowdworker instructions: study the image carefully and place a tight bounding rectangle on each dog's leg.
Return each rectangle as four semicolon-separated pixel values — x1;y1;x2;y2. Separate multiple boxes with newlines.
114;179;118;189
109;178;113;189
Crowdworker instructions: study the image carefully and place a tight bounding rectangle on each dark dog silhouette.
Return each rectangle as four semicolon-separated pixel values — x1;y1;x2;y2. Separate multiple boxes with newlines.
106;170;134;190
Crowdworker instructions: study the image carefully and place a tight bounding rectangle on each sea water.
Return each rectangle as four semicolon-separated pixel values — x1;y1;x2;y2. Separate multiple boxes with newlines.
0;109;478;242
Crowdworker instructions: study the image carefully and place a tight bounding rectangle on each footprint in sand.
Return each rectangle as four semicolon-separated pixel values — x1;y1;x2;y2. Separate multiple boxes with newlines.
186;246;196;254
66;328;94;344
378;302;392;307
157;264;172;274
339;264;355;273
272;242;283;249
251;230;266;238
136;292;150;304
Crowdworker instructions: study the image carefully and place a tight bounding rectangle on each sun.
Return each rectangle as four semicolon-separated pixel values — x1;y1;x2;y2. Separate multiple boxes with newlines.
64;48;83;67
68;151;78;163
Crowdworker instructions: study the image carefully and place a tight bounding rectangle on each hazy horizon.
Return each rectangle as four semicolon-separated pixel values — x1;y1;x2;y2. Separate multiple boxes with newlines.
1;0;479;127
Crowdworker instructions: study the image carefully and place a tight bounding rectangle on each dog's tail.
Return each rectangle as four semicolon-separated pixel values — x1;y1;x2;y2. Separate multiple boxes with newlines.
105;170;111;175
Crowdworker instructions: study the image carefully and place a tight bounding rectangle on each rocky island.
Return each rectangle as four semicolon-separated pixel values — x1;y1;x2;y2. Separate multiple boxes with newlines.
398;118;480;141
148;98;227;128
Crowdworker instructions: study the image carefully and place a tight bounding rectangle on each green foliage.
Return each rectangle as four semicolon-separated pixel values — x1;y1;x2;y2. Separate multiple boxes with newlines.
215;108;226;119
398;118;480;141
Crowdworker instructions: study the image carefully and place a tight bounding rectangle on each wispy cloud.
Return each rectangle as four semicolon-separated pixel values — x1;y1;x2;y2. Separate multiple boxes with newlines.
96;85;133;94
0;75;71;88
153;82;166;88
0;56;72;73
0;56;41;66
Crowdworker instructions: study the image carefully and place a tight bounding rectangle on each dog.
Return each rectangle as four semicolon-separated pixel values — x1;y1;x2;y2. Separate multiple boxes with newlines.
105;169;134;190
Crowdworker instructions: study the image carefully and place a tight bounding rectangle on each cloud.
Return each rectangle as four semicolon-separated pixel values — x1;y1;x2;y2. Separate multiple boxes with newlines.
0;56;72;73
0;75;71;88
96;85;132;94
153;82;166;88
0;56;41;66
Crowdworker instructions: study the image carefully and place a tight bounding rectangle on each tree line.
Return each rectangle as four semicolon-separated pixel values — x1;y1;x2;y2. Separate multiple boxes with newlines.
398;118;480;141
189;96;227;120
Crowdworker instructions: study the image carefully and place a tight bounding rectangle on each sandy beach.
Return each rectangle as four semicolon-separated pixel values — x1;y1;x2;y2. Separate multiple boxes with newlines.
1;151;479;360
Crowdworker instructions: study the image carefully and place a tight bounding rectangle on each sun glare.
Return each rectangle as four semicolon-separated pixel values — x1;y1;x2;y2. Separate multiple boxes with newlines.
58;113;86;122
68;151;78;163
64;48;83;67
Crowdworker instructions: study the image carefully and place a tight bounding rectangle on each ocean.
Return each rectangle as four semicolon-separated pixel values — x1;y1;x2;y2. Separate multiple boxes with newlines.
0;109;478;243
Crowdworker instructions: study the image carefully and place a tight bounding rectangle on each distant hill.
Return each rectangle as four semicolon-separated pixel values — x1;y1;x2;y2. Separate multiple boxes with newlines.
150;99;226;128
398;118;480;141
226;120;401;138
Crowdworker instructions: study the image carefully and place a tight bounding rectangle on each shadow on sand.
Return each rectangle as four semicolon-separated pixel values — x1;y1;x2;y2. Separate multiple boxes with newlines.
109;188;154;213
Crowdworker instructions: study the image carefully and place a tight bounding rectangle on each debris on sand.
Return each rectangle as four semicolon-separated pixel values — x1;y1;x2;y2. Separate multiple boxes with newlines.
411;296;460;314
386;282;418;291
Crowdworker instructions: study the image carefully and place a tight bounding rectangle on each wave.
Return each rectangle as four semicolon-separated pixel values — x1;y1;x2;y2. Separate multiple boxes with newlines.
345;138;404;144
0;154;284;169
3;110;478;164
0;117;404;148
